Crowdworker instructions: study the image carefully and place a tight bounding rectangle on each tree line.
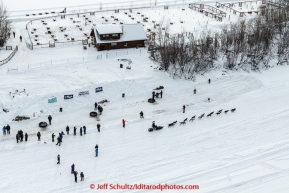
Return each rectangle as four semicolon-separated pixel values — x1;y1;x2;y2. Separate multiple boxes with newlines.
149;1;289;79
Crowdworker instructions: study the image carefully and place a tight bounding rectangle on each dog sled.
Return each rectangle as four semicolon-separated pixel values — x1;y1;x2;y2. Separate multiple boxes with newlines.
148;126;164;132
148;98;156;103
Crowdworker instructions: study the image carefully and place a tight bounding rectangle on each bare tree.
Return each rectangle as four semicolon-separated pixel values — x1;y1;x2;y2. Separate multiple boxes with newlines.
0;2;12;48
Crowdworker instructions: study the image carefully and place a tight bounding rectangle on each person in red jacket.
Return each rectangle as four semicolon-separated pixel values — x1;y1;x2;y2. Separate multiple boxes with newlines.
122;119;126;128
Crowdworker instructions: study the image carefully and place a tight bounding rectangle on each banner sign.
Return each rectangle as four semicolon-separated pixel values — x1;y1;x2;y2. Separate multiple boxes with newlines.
64;95;73;99
48;97;57;103
95;87;103;93
79;91;89;95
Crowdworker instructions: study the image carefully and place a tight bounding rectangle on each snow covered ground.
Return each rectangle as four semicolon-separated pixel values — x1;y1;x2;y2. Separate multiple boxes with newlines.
1;0;289;193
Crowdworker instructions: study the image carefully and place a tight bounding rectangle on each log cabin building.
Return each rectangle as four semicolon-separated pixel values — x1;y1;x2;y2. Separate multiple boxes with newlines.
90;23;147;51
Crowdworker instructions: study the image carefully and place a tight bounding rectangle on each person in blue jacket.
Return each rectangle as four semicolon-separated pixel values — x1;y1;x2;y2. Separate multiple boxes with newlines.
95;148;98;157
71;164;75;174
2;126;6;135
95;144;98;157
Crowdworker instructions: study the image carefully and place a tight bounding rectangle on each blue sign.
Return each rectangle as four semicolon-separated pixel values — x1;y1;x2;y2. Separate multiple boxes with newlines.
95;87;103;93
64;95;73;99
48;97;57;103
79;91;89;95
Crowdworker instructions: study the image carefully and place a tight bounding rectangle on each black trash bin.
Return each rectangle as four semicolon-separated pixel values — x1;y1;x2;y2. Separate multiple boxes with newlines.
122;93;125;98
60;107;62;112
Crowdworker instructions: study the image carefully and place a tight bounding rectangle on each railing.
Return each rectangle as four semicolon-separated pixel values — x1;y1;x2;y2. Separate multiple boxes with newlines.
0;46;18;66
7;48;144;71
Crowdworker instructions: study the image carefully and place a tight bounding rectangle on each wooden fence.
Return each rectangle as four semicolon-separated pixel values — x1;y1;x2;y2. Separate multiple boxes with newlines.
24;6;151;50
0;46;18;66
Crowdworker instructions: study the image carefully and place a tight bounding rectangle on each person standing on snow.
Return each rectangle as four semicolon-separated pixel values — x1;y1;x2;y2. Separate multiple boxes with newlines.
74;127;77;136
16;134;19;143
140;111;144;118
208;78;211;84
94;102;98;110
57;155;60;164
95;148;98;157
71;164;75;174
37;132;41;141
97;123;100;132
59;132;63;142
48;115;52;125
56;136;61;146
152;91;155;99
122;119;126;128
74;171;78;183
80;127;83;136
13;31;15;38
20;130;23;141
80;172;84;181
95;144;98;157
160;90;163;98
183;105;186;113
2;126;6;135
98;105;103;115
19;36;22;42
83;126;86;134
66;125;69;135
52;133;55;142
25;133;28;141
6;124;10;134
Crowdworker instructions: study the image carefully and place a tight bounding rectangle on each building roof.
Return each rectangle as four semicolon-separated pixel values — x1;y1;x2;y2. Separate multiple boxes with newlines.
94;23;147;43
95;24;123;35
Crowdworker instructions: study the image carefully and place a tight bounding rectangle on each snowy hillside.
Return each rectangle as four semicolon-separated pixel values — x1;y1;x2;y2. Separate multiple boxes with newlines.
1;1;289;193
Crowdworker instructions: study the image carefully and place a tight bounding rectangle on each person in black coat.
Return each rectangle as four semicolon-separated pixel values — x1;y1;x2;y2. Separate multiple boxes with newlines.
80;172;84;181
20;36;22;42
140;111;144;118
94;102;98;110
52;133;55;142
16;134;19;143
20;130;23;141
66;125;69;134
80;127;83;136
152;91;155;99
56;136;61;146
48;115;52;125
183;105;186;113
152;121;156;129
57;155;60;164
74;171;78;183
97;123;100;132
25;133;28;141
208;78;211;84
37;132;41;141
98;105;103;115
6;124;10;134
74;127;77;136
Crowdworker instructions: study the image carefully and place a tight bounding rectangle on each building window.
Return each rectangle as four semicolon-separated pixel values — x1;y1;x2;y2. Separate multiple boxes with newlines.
112;34;118;37
102;35;109;37
111;42;117;46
